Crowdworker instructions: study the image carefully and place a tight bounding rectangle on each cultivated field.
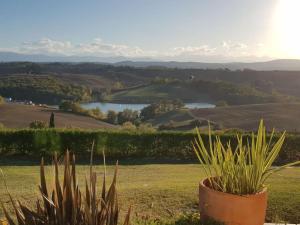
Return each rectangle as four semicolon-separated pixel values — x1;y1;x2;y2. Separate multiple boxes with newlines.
190;103;300;131
0;103;116;129
0;164;299;223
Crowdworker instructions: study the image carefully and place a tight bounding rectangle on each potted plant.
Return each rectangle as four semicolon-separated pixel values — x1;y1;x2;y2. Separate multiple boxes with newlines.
193;120;300;225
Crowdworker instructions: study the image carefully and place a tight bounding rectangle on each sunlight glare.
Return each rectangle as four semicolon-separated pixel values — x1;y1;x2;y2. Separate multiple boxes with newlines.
274;0;300;57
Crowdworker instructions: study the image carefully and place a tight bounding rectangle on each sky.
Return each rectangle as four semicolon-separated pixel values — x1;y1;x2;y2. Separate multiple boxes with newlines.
0;0;299;62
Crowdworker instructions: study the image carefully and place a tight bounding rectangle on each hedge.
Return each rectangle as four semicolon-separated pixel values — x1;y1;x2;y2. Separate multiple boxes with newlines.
0;129;299;164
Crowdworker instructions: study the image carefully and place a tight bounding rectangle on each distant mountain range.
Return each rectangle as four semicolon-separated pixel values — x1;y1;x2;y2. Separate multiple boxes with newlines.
0;51;128;63
115;59;300;71
1;51;300;71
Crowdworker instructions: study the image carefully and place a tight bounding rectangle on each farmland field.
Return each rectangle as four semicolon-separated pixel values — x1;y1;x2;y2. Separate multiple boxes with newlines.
0;103;116;129
0;163;299;223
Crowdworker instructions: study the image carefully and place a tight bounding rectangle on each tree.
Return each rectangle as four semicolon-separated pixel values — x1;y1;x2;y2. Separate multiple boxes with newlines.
59;101;83;113
106;110;118;124
49;112;55;128
89;107;104;120
117;109;139;124
140;104;156;121
113;81;124;90
0;96;4;105
140;99;184;121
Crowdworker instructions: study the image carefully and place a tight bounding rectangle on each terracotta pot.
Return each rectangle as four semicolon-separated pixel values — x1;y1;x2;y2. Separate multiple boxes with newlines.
199;178;267;225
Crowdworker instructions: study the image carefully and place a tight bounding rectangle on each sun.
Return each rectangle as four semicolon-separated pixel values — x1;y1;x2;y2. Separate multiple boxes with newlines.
273;0;300;58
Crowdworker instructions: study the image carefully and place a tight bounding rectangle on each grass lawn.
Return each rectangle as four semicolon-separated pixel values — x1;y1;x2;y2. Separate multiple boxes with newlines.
0;164;300;224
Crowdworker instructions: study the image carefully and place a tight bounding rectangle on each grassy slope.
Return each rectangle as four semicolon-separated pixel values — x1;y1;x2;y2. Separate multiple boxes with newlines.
190;103;300;131
147;109;199;130
0;103;116;129
52;73;114;89
148;109;195;126
0;164;299;223
108;83;211;103
108;80;289;105
149;103;300;132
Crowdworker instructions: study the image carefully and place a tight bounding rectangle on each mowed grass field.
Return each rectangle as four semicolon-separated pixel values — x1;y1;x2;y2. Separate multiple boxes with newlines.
0;164;300;223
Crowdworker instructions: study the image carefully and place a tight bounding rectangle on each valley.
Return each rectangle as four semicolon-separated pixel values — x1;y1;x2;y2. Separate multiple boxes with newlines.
1;62;300;132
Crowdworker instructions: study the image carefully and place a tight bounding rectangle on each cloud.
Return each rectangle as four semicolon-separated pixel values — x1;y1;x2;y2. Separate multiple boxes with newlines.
20;38;72;55
74;38;147;57
1;38;271;61
170;45;216;56
222;41;248;51
17;38;150;57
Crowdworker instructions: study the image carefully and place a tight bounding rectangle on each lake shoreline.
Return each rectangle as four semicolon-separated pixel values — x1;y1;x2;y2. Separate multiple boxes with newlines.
80;101;215;113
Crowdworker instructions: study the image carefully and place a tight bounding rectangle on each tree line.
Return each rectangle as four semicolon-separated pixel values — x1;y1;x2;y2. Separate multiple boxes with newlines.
58;99;184;126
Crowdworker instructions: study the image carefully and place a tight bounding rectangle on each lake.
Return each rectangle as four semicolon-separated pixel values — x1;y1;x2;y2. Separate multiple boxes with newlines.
80;102;215;113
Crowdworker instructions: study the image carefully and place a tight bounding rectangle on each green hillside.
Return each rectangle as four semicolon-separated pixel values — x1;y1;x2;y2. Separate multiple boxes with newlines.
109;83;210;103
0;75;92;104
146;109;200;131
109;80;287;105
0;62;299;105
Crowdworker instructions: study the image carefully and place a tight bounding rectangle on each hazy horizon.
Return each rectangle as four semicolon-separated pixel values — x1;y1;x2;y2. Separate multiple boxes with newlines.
1;0;300;62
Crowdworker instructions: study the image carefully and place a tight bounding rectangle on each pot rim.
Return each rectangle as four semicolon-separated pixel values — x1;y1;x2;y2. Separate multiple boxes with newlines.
200;177;267;198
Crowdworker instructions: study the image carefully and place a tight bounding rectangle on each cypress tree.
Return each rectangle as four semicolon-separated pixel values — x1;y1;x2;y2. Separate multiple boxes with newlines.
49;112;55;128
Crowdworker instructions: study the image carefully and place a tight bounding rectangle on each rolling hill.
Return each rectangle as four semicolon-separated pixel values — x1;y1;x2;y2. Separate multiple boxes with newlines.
147;103;300;132
115;59;300;71
190;103;300;131
2;52;300;71
1;62;300;105
108;80;286;105
0;103;116;129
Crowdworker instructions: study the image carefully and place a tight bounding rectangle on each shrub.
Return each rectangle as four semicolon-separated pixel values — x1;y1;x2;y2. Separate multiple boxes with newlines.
121;121;137;131
106;110;118;124
193;120;300;195
0;129;299;165
118;109;139;124
1;151;131;225
88;107;105;119
141;100;184;121
59;101;83;112
59;101;105;121
29;120;47;129
138;123;156;132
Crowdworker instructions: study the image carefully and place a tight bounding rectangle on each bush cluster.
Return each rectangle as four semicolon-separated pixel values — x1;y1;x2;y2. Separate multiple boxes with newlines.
0;75;92;104
141;99;184;121
59;101;105;120
0;129;299;164
59;101;141;125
